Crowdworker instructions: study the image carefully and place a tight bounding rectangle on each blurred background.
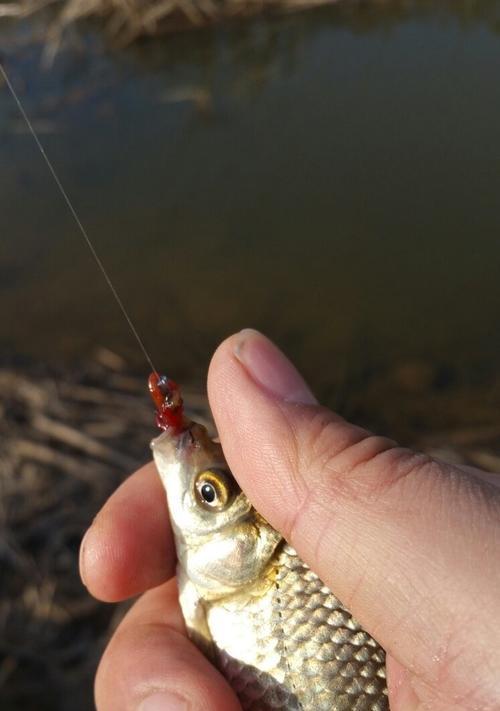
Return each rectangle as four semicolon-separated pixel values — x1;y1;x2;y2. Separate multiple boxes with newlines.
1;1;500;709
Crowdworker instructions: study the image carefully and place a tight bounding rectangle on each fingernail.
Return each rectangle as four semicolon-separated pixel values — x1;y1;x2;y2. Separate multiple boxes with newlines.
234;329;317;405
79;526;92;588
138;691;189;711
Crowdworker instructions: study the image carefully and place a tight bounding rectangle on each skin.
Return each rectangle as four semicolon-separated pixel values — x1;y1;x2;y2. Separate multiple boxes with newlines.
80;330;500;711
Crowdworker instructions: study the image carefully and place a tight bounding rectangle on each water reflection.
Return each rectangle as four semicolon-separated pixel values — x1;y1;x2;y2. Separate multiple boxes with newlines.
0;1;500;431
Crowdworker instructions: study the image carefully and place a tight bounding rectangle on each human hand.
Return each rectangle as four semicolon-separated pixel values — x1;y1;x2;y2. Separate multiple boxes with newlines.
80;330;500;711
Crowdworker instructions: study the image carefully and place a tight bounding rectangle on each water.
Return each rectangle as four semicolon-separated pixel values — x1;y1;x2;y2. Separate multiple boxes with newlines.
1;3;500;417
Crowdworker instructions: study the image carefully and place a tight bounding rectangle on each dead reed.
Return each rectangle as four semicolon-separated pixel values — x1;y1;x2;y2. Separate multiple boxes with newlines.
0;352;210;711
0;0;334;44
0;0;498;48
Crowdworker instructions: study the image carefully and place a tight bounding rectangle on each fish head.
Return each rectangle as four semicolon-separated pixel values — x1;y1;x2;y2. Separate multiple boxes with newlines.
151;422;282;597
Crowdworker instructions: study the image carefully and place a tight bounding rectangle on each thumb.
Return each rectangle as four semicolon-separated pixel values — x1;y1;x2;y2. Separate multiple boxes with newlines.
208;330;500;710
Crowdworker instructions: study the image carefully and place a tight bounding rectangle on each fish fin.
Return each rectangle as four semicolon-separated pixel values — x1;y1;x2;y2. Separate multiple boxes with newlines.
177;566;215;662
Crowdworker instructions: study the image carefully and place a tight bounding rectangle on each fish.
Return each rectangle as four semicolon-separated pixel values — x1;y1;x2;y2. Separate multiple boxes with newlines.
149;372;388;711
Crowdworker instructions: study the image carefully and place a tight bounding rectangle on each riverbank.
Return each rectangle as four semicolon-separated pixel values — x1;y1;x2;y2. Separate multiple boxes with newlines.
0;351;211;711
1;0;499;46
1;351;499;709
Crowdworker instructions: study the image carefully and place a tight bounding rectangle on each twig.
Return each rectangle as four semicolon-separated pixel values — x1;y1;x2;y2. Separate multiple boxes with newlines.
10;440;117;482
32;413;139;470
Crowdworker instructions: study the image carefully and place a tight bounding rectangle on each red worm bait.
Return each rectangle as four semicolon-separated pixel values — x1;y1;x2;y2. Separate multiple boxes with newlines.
148;372;186;433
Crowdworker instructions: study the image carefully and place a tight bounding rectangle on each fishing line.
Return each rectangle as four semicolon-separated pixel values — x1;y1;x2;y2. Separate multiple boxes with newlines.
0;60;158;375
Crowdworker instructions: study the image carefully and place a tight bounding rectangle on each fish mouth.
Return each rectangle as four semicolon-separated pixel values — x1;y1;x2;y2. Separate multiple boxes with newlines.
150;421;200;457
150;429;169;449
150;426;187;449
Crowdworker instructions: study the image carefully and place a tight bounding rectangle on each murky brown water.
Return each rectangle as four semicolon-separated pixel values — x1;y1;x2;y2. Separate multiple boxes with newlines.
1;2;500;430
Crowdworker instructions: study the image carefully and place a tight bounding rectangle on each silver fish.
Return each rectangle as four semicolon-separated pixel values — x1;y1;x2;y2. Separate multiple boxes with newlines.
150;379;388;711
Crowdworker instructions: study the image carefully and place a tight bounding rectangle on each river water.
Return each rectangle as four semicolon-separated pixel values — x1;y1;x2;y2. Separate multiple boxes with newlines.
1;2;499;433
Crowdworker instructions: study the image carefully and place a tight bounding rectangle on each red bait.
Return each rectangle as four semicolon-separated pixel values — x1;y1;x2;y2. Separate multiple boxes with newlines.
148;372;186;433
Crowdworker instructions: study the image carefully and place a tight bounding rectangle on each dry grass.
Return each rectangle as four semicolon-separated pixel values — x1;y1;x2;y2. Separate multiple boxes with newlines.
0;0;334;44
0;0;498;56
0;352;210;711
0;0;498;49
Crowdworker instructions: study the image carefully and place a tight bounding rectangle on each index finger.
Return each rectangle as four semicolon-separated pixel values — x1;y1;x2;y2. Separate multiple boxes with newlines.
80;462;175;602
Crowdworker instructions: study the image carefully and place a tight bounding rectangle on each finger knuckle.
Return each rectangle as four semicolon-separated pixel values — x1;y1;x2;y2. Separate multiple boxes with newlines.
296;408;418;502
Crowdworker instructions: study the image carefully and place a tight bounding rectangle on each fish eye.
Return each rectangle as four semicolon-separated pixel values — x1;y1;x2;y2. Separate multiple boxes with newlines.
194;469;236;511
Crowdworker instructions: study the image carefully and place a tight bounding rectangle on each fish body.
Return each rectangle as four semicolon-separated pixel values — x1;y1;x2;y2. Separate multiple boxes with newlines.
151;416;388;711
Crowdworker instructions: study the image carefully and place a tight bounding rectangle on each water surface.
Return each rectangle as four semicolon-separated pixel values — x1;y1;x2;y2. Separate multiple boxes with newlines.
1;3;499;425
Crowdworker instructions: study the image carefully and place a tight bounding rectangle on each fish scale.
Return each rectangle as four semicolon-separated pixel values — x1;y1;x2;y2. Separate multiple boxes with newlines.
207;543;387;710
